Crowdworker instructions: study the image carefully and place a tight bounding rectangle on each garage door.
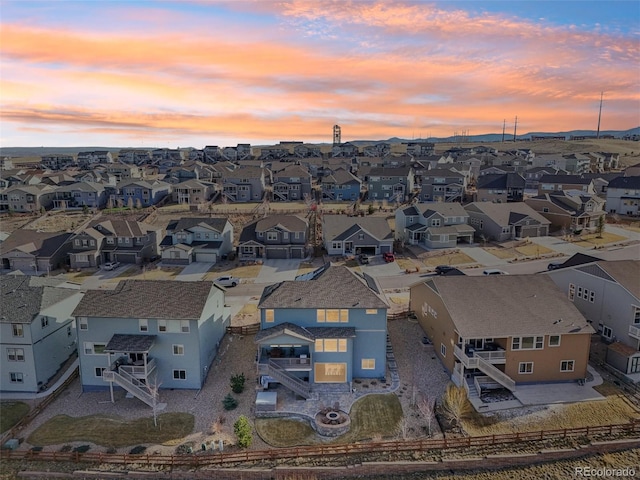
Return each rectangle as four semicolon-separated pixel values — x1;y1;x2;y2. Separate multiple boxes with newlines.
356;246;376;255
266;248;288;259
380;245;391;254
291;248;304;259
196;251;217;263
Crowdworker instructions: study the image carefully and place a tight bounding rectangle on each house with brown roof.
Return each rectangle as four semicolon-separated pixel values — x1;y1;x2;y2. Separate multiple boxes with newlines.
395;203;474;249
3;185;56;213
464;202;550;242
1;276;83;393
269;164;313;202
238;215;308;260
525;191;606;233
255;265;388;398
160;217;233;264
0;230;73;273
410;275;594;403
546;260;640;379
73;280;229;403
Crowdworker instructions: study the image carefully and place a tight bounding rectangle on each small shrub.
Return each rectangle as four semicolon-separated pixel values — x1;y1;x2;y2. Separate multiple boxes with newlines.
230;373;246;394
223;393;238;410
176;443;193;455
106;447;117;454
440;384;472;426
30;446;43;452
129;445;147;455
73;445;91;453
233;416;253;448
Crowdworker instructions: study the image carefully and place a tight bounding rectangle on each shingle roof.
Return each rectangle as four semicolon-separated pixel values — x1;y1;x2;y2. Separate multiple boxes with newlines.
416;202;468;218
323;215;393;242
88;219;157;237
255;215;308;233
167;217;228;233
608;176;640;189
539;174;593;184
259;266;388;309
465;202;550;226
597;260;640;299
72;280;216;319
105;334;157;353
423;275;592;338
0;230;72;258
1;276;79;324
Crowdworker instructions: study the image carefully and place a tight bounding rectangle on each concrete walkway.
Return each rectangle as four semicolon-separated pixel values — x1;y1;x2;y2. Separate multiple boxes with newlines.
514;366;605;406
462;246;505;267
175;262;213;282
255;259;302;284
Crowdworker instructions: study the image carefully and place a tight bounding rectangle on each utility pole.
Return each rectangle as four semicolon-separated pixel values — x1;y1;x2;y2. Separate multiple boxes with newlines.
513;116;518;142
596;92;603;139
502;119;506;143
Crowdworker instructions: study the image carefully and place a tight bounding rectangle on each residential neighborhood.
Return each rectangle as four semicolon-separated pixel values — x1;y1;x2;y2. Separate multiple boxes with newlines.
1;138;639;477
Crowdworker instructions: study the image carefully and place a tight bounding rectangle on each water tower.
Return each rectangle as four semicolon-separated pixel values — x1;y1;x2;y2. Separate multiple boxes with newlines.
333;125;341;145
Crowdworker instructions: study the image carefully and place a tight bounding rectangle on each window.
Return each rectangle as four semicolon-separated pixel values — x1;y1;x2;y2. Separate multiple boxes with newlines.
265;309;274;323
173;369;186;380
139;319;148;332
315;339;347;353
431;219;441;227
180;320;190;333
173;344;185;355
519;362;534;374
589;291;595;303
10;372;23;383
79;317;88;330
7;348;24;362
549;335;561;347
316;309;325;323
67;325;72;337
331;242;342;250
602;325;613;339
158;320;167;332
512;336;544;350
358;233;364;240
84;342;106;355
267;232;278;241
366;309;378;314
362;359;375;370
12;324;23;337
95;367;105;377
560;360;575;372
324;339;338;352
568;284;575;301
440;343;446;357
634;306;640;325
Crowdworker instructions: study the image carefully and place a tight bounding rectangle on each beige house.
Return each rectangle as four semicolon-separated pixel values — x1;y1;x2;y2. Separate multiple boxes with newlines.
410;275;593;399
525;191;605;233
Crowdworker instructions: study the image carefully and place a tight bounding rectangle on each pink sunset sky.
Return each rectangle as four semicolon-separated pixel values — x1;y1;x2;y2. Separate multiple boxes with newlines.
1;0;638;147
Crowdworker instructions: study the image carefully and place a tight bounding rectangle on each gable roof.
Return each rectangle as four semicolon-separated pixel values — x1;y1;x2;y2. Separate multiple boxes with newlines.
477;173;525;189
88;219;158;237
423;275;592;338
597;260;640;299
166;217;228;233
72;280;217;319
259;265;388;309
322;215;393;242
464;202;550;226
255;215;308;233
416;202;468;218
539;174;593;185
1;276;79;324
608;176;640;189
0;230;72;258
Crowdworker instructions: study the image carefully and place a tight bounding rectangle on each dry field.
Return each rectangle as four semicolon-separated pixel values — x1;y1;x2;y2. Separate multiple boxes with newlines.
421;251;476;268
115;265;183;281
205;263;262;280
483;243;554;260
396;257;421;271
573;231;628;247
28;212;94;232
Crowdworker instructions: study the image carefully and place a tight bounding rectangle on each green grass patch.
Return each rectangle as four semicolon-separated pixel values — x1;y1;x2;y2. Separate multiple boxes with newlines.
1;402;30;433
255;393;403;447
27;413;194;448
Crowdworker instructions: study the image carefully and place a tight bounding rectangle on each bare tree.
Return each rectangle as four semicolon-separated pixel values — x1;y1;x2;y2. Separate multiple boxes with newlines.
127;197;134;210
146;375;162;427
417;394;436;436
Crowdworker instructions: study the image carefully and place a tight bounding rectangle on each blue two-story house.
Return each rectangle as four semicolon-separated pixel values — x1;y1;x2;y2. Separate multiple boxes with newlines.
114;179;171;208
73;280;229;406
321;169;362;202
255;265;388;398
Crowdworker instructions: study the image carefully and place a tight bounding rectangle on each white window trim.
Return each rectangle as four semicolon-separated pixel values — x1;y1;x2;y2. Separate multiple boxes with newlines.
173;369;187;380
518;362;534;374
549;335;561;347
265;309;275;323
79;317;88;331
560;360;575;372
173;344;185;356
361;358;375;370
440;343;446;357
139;319;148;332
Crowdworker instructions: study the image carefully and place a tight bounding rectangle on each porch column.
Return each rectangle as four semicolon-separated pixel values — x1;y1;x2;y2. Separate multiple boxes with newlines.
143;352;148;380
107;352;114;403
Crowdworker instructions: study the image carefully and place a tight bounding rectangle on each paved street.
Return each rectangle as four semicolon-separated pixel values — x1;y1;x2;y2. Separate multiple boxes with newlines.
254;259;302;284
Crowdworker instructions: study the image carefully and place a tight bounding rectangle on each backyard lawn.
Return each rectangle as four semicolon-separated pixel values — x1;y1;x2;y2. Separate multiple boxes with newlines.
205;263;263;280
27;413;194;448
0;401;30;433
255;394;403;447
573;232;627;247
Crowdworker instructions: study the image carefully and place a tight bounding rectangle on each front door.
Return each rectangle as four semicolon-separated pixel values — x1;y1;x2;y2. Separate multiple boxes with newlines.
345;242;353;253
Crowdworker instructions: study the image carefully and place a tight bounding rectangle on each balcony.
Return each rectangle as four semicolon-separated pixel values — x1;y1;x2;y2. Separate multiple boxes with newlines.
257;355;311;374
108;356;156;379
629;325;640;340
454;344;506;365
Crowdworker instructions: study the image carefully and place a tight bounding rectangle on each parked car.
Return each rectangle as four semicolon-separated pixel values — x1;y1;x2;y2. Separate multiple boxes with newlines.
482;268;509;275
383;252;395;263
435;265;455;275
358;254;370;265
102;261;120;271
214;275;240;287
547;261;564;271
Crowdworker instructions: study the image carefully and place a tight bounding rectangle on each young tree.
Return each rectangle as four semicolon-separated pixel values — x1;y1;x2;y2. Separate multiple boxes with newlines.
127;197;134;210
233;415;252;448
417;394;435;436
596;215;605;238
146;375;162;427
135;198;143;210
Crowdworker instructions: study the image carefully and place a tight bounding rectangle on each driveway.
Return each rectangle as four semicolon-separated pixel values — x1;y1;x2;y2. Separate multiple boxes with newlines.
81;264;131;290
255;259;302;284
360;256;403;277
175;262;214;282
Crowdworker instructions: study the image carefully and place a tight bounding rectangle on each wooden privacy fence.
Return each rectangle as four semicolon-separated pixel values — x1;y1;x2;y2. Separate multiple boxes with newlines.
3;420;639;468
226;324;260;335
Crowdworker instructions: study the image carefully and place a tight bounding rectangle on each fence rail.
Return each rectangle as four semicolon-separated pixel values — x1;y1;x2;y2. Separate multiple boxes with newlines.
3;420;639;468
226;324;260;335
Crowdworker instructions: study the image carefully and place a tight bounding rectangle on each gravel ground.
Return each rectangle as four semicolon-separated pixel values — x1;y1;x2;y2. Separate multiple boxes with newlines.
13;291;452;453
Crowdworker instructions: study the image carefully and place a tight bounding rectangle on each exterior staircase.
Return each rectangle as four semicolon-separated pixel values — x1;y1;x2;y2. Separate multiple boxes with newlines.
454;345;516;392
265;359;312;399
103;369;163;408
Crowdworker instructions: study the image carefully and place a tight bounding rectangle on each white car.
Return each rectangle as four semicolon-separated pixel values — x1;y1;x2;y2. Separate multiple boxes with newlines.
102;261;120;271
215;275;240;287
483;268;509;275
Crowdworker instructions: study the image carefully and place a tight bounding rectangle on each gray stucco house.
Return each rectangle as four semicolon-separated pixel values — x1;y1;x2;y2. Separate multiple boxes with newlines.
73;280;229;403
364;167;415;203
546;260;640;379
161;217;233;264
606;176;640;216
1;276;83;393
464;202;550;242
255;265;388;398
1;230;73;273
270;164;312;202
323;215;394;256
